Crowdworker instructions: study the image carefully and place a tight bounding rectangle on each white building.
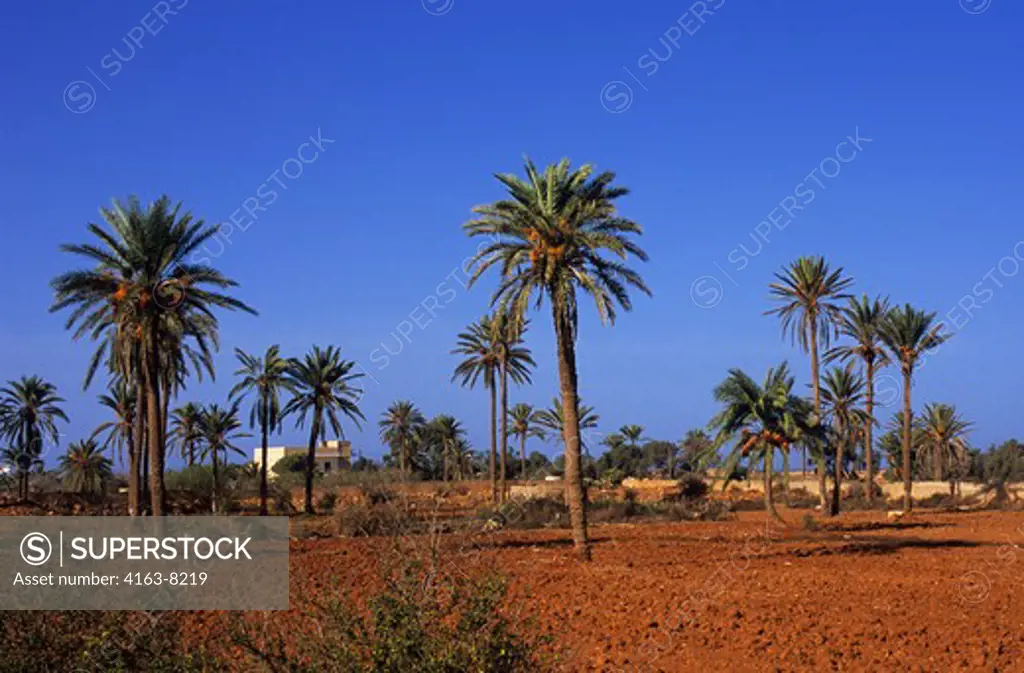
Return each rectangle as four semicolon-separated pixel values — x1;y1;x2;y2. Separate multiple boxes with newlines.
252;440;352;477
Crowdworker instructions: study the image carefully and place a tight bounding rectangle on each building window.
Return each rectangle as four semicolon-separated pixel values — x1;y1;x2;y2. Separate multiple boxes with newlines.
323;461;332;473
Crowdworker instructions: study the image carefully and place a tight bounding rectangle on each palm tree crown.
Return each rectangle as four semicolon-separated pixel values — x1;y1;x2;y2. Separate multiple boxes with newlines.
464;158;650;332
59;438;113;496
231;346;295;435
170;402;204;466
766;256;854;355
378;400;426;473
283;346;365;437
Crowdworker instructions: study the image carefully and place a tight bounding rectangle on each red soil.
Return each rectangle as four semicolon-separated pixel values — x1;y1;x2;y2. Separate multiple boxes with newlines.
188;509;1024;672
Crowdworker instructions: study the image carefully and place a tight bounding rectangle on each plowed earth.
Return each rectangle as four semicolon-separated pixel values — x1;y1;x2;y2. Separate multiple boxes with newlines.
185;509;1024;672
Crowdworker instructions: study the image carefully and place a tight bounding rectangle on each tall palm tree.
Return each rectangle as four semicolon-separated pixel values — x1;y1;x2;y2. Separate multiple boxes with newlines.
489;313;535;500
820;365;870;515
451;316;500;502
464;158;650;560
917;403;973;496
509;403;546;478
378;401;426;477
766;256;853;506
879;305;949;512
707;363;820;524
231;346;295;516
51;195;255;515
59;438;113;497
169;402;204;468
93;380;136;468
283;346;365;514
199;403;249;514
824;294;891;505
0;376;68;501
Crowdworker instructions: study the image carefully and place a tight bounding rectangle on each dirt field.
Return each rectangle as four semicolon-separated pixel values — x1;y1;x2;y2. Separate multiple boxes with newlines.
259;509;1024;672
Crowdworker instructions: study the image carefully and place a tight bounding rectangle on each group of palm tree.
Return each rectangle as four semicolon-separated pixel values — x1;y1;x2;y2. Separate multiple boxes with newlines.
39;196;367;517
709;255;963;520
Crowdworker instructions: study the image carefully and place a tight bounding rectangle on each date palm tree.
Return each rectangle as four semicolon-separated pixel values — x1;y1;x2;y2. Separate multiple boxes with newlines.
170;402;204;468
425;414;466;480
231;345;296;516
93;380;136;468
707;363;820;524
509;403;546;478
878;304;949;512
820;365;870;515
464;158;650;559
766;256;853;506
452;316;500;501
536;397;600;456
199;402;249;514
917;403;973;498
59;438;113;497
283;346;365;514
490;313;535;500
0;376;68;501
378;400;426;477
824;295;890;504
51;195;255;515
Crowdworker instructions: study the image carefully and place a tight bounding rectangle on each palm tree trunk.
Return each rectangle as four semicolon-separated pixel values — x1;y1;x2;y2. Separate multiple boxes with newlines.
765;447;784;524
809;327;826;509
831;429;844;516
554;308;591;561
259;395;269;516
520;433;527;480
783;446;790;506
212;447;220;514
933;444;942;482
305;407;321;515
489;381;498;505
865;365;875;506
144;341;166;516
902;366;913;513
130;377;144;516
499;361;509;503
188;438;195;468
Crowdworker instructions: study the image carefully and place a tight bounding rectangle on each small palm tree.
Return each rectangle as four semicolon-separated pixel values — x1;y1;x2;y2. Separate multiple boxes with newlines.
379;401;426;476
0;376;68;501
59;439;113;497
878;304;949;512
464;158;650;559
199;403;249;514
451;316;500;501
766;256;853;506
508;403;546;478
169;402;204;468
425;415;466;480
820;365;870;515
824;294;891;504
536;398;600;455
230;346;296;516
93;380;136;468
917;403;973;498
283;346;365;514
707;363;820;524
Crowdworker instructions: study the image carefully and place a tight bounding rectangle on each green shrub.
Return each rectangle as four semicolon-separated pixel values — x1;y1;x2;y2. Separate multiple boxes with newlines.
318;491;339;513
336;502;419;537
0;610;220;672
234;553;539;672
674;473;710;500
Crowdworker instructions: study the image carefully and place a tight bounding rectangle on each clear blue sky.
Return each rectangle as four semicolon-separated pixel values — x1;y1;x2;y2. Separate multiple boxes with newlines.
1;0;1022;466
